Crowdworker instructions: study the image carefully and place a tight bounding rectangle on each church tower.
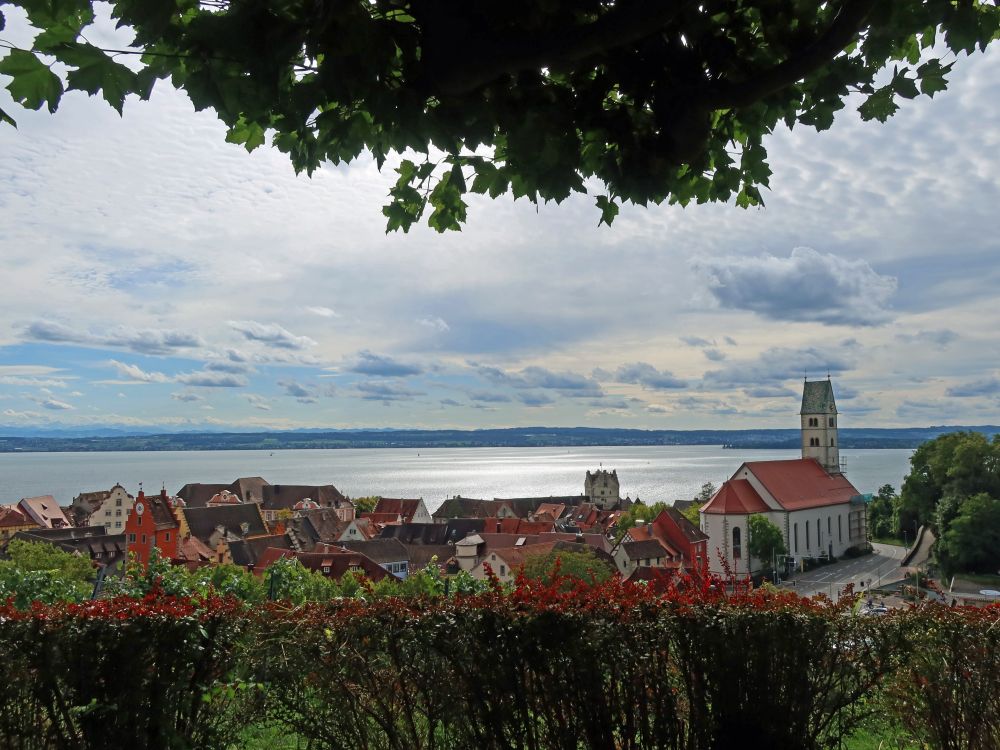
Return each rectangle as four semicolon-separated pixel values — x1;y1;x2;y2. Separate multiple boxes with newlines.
800;377;841;474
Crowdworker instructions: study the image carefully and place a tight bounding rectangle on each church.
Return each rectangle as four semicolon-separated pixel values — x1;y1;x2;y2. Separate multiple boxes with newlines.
699;378;868;577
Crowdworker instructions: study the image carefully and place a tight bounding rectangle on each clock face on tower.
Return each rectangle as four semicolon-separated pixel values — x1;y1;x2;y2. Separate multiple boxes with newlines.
135;502;145;516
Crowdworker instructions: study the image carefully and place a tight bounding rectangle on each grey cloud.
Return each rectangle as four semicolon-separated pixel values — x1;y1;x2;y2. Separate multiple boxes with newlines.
39;398;74;410
469;391;511;403
724;337;738;346
205;360;253;374
897;329;959;348
704;347;852;387
743;386;798;398
356;381;424;403
175;371;248;388
348;350;423;377
589;398;631;409
517;392;555;407
229;320;316;350
614;362;687;390
24;320;204;355
278;379;320;403
170;392;204;402
693;247;897;326
244;393;272;411
681;336;714;347
478;365;603;396
946;378;1000;398
439;398;462;407
704;349;726;362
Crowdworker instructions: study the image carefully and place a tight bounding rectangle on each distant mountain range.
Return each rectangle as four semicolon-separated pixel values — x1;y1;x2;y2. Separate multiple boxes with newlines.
0;426;997;453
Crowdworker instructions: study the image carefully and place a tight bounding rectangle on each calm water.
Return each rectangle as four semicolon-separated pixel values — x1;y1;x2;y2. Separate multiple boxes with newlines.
0;446;914;512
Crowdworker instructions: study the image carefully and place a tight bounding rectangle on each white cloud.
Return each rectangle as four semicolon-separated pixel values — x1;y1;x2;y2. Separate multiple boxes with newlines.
306;306;340;318
23;320;204;354
108;359;170;383
229;320;316;350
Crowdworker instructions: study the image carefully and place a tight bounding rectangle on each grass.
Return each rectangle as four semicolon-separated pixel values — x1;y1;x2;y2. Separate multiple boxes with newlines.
844;723;923;750
870;536;907;547
953;572;1000;586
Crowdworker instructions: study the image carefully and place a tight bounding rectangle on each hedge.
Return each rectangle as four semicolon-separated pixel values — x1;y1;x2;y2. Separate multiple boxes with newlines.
0;574;997;750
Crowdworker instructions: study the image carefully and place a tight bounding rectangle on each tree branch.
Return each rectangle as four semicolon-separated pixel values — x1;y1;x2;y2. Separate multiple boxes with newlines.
695;0;877;110
421;0;688;96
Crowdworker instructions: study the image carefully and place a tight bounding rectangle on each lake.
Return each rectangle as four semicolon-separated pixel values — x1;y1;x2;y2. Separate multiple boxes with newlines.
0;445;914;511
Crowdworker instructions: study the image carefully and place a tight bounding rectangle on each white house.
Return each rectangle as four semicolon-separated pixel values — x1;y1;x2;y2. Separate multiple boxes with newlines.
700;378;868;576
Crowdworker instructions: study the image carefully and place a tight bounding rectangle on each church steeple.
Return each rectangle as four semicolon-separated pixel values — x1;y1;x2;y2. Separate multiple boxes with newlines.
800;378;840;474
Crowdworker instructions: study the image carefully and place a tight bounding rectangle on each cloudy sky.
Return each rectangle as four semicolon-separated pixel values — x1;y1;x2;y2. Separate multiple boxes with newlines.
1;12;999;433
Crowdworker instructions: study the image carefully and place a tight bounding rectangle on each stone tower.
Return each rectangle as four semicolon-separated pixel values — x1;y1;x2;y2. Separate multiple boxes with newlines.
585;469;620;510
800;377;841;474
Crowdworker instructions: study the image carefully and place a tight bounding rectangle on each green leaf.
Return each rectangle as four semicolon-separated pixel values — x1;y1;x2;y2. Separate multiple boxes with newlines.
0;105;15;128
226;118;266;151
31;5;95;53
595;195;618;226
917;60;952;98
857;86;898;123
56;44;139;113
0;50;63;113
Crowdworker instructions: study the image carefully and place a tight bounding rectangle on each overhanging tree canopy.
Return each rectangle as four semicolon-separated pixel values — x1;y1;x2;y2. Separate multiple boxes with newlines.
1;1;998;231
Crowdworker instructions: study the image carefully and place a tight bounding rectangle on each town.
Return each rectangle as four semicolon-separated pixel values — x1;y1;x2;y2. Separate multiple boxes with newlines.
2;379;890;596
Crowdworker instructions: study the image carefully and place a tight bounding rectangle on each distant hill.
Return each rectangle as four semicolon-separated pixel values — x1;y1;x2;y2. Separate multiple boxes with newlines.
0;426;996;453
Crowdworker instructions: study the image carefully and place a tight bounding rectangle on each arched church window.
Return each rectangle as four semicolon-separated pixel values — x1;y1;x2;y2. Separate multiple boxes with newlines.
732;527;742;559
829;417;835;427
830;438;835;446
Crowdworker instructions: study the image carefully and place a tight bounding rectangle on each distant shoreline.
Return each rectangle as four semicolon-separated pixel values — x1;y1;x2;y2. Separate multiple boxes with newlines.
0;425;996;454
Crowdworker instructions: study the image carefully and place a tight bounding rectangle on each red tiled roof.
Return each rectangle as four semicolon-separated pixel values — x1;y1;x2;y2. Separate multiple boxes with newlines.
374;498;421;523
700;479;770;515
0;506;31;528
745;458;859;511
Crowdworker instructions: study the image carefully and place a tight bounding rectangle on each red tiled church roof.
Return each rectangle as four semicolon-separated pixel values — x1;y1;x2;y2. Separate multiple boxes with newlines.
701;479;769;515
744;458;859;511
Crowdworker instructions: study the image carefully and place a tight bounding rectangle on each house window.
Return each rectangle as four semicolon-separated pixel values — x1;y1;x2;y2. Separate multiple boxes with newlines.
500;565;506;577
793;523;799;553
732;527;742;559
828;517;831;536
805;521;810;550
322;566;330;573
165;533;171;542
115;498;122;506
116;510;122;517
817;522;821;548
141;534;147;544
829;417;835;427
128;533;136;543
116;522;122;529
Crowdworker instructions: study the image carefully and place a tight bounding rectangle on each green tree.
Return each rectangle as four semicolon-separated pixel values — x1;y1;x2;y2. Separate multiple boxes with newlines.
2;2;997;231
900;432;1000;530
521;549;615;589
613;500;669;543
4;538;96;583
867;483;901;539
352;496;379;514
0;539;96;607
747;515;787;571
937;492;1000;576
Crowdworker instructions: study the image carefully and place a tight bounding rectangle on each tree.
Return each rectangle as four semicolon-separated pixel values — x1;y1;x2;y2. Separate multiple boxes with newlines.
937;492;1000;576
900;431;1000;530
521;548;615;589
613;500;669;543
2;1;997;232
3;538;96;583
0;539;96;607
867;483;901;539
352;496;379;514
747;515;786;571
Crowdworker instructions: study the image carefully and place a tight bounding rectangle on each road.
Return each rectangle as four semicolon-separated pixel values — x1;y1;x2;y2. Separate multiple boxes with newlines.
778;543;908;599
